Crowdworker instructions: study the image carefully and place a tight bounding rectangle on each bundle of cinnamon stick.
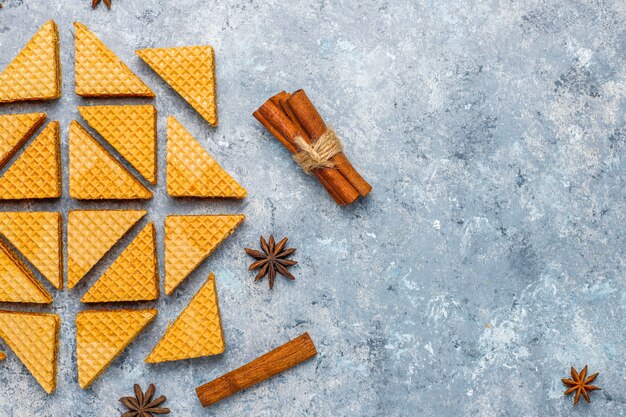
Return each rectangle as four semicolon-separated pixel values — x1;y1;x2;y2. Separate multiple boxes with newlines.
254;90;371;205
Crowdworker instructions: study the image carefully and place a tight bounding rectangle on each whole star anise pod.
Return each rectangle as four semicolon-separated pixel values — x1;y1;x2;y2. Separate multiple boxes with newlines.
120;384;170;417
562;365;601;405
245;235;297;289
92;0;112;9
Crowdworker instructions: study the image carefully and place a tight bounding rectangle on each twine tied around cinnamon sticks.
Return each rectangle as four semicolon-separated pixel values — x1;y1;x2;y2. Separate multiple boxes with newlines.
293;129;343;174
254;90;372;206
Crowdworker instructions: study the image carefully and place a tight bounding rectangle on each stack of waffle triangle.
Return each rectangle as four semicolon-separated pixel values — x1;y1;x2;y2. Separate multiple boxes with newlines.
0;211;62;289
0;121;61;199
0;113;46;167
67;210;146;288
82;223;158;303
0;239;52;304
68;121;152;200
78;105;157;184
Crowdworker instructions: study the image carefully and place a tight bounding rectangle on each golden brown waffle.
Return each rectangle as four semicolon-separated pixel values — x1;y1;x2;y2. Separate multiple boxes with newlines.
78;105;157;184
69;121;152;200
164;214;244;295
0;311;59;393
0;211;62;289
76;309;157;389
0;20;61;103
146;273;224;363
82;223;158;303
0;113;46;168
137;46;217;125
67;209;146;289
74;22;154;98
0;121;61;200
166;116;246;198
0;239;52;303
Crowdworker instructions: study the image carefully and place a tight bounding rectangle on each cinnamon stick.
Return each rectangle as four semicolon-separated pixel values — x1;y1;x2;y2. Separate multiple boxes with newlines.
256;100;359;205
195;333;317;407
269;91;290;107
287;90;372;197
278;94;308;135
253;109;296;153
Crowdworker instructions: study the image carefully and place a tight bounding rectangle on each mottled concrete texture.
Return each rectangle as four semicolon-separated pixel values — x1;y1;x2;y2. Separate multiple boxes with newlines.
0;0;624;415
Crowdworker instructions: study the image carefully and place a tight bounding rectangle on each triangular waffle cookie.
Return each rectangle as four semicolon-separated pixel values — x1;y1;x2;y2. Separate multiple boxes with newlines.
0;20;61;103
164;214;244;295
76;309;157;389
0;239;52;304
67;210;146;288
0;212;62;289
146;273;224;363
0;311;59;393
137;46;217;125
74;22;154;98
69;121;152;200
78;105;157;184
0;121;61;200
166;116;245;198
82;223;158;303
0;113;46;168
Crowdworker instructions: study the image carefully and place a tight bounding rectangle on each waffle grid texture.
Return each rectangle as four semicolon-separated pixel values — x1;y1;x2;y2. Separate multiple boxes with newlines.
74;22;154;98
0;121;61;200
0;113;46;168
0;20;251;393
67;209;146;288
166;116;246;198
78;105;157;184
0;311;59;393
0;239;52;303
82;223;158;303
164;214;244;295
69;121;152;200
0;211;62;289
76;309;157;389
137;46;217;125
0;20;61;103
146;273;224;363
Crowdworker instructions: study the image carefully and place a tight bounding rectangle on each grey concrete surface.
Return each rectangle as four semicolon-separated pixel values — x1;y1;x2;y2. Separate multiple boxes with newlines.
0;0;624;415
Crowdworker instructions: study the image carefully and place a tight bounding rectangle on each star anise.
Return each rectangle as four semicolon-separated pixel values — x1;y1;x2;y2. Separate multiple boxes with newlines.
245;235;297;289
92;0;112;9
120;384;170;417
562;365;601;405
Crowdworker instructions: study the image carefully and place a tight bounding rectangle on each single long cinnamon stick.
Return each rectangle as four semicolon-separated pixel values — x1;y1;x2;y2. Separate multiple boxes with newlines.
196;333;317;407
257;100;359;205
287;90;372;197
